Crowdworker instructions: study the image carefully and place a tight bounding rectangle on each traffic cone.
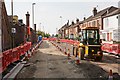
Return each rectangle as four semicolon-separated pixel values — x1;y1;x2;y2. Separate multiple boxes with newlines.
24;53;29;61
108;69;113;80
56;45;58;48
64;47;67;55
75;56;80;64
31;48;34;55
28;53;31;59
67;49;70;59
68;53;70;59
60;47;61;51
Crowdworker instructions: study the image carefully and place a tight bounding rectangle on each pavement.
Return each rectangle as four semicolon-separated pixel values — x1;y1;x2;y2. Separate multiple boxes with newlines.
16;40;110;79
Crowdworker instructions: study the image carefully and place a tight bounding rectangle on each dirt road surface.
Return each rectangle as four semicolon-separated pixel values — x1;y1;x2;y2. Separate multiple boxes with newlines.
16;41;108;79
56;42;120;74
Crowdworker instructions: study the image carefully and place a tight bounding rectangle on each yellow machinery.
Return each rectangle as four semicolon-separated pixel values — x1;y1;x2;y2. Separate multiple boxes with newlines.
74;27;103;61
56;38;60;43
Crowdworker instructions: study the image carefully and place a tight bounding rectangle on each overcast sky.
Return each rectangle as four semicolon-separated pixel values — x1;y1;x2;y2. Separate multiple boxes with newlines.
4;0;119;35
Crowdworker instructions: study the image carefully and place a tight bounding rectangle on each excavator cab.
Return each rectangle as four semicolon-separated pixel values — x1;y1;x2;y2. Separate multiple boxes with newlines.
81;28;100;45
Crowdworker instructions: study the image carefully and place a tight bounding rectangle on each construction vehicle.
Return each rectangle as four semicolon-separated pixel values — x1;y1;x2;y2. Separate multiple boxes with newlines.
74;27;103;61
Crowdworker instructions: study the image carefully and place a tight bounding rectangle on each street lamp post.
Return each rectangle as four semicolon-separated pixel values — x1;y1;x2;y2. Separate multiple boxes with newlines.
60;16;62;27
11;0;13;19
39;23;41;31
0;1;2;52
59;16;62;38
11;0;15;48
32;3;36;28
56;28;58;34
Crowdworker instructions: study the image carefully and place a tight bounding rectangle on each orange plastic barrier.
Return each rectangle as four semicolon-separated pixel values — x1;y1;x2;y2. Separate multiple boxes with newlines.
12;48;19;63
3;50;10;69
43;38;48;40
0;42;32;73
59;39;79;45
20;45;25;56
101;43;120;55
49;38;57;41
24;43;28;52
111;44;120;55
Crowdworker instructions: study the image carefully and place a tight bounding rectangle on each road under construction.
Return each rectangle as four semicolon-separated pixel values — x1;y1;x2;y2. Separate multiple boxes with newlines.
9;39;119;79
0;1;120;79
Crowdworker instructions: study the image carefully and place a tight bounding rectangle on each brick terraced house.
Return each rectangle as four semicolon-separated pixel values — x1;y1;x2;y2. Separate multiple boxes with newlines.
58;6;118;41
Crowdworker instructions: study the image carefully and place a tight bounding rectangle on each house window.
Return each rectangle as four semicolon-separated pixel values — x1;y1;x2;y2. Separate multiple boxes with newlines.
92;21;96;27
87;22;89;27
84;24;86;27
89;22;91;27
95;21;97;27
82;24;84;27
97;20;100;27
66;30;68;34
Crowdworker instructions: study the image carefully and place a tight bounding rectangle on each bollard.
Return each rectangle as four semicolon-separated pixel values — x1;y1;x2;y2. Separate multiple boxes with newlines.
78;47;81;60
31;48;35;55
24;52;29;61
28;50;31;59
75;56;80;64
108;69;113;80
60;47;61;51
67;48;70;59
28;53;30;59
64;47;67;55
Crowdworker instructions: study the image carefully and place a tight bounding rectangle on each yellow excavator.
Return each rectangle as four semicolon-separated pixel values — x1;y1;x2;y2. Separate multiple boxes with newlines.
74;27;103;61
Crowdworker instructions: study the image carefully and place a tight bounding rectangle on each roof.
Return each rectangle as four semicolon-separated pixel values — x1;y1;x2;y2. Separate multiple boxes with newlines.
103;8;120;18
84;6;118;22
58;6;118;31
84;16;93;22
68;20;83;28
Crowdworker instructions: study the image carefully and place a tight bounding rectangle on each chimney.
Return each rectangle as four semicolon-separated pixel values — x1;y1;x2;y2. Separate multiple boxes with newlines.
93;7;97;16
34;24;36;33
67;20;69;25
84;17;86;20
26;12;30;27
76;18;79;23
72;21;74;25
25;12;30;41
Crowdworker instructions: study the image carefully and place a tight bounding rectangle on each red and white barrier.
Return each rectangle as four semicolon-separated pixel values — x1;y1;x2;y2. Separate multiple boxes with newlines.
101;43;120;55
0;42;32;73
31;41;43;55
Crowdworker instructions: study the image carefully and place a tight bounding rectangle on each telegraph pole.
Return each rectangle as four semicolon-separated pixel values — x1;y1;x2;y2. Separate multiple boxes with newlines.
0;1;2;52
11;0;15;48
